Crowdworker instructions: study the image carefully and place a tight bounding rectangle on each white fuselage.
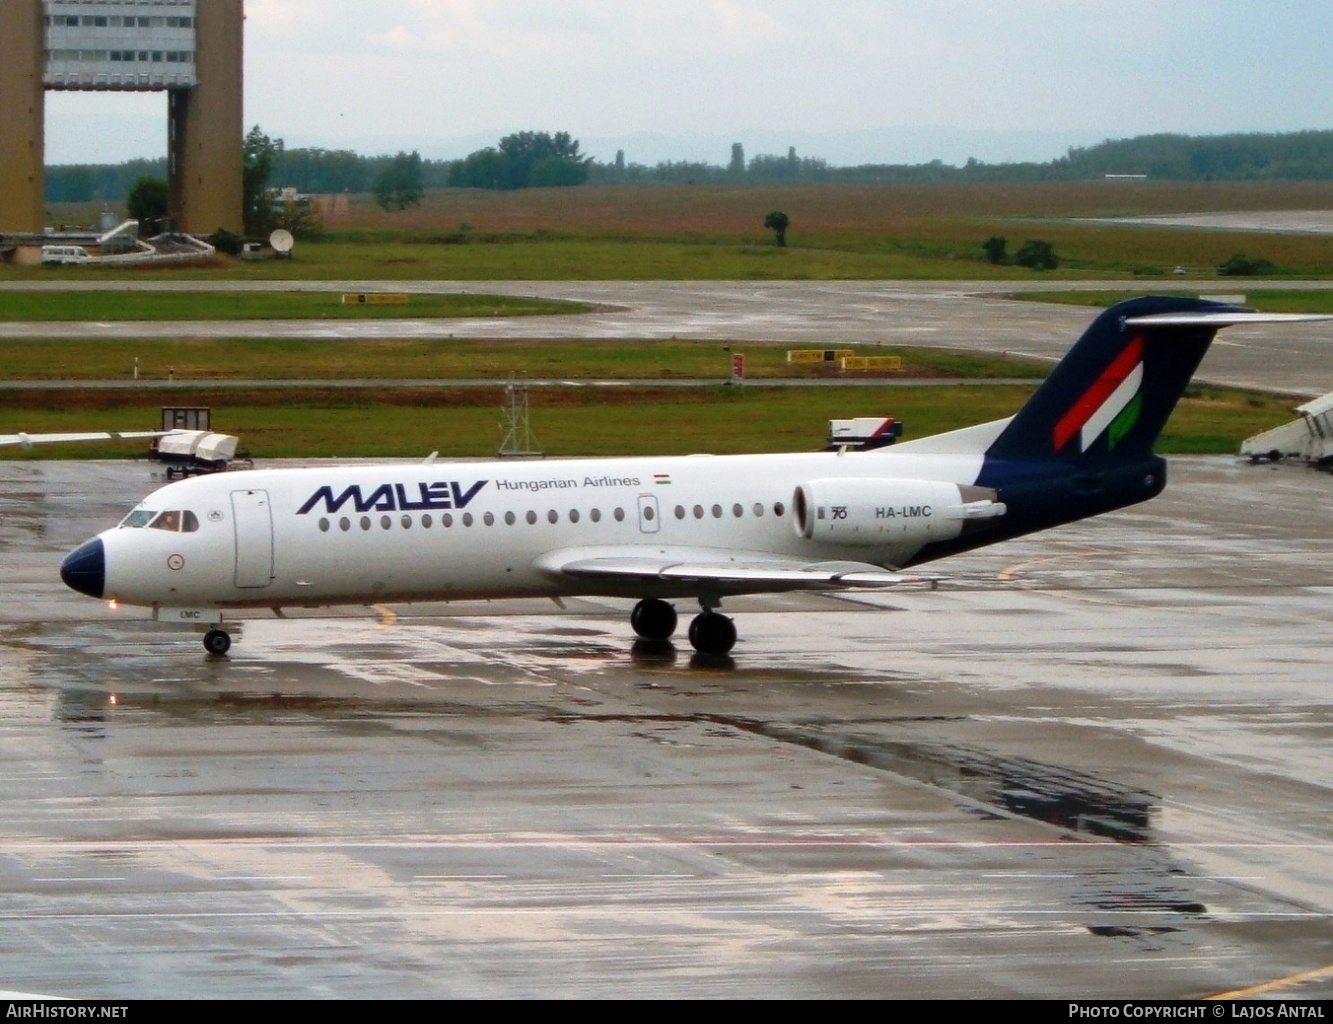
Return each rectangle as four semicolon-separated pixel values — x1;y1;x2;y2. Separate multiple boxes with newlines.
95;449;987;612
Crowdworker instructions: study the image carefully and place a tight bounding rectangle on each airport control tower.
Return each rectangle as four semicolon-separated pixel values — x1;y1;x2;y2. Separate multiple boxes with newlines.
0;0;243;235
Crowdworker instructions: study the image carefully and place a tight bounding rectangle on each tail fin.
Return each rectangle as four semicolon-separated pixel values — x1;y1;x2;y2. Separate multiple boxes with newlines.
984;296;1245;465
905;296;1329;567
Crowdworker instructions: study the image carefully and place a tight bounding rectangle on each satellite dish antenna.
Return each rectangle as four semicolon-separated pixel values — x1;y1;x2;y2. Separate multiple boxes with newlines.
269;229;294;255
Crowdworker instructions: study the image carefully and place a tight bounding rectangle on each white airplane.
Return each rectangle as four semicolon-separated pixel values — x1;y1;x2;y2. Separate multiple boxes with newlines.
59;297;1329;657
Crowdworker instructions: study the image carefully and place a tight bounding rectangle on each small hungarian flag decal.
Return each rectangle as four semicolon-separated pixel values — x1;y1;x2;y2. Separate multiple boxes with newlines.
654;473;672;485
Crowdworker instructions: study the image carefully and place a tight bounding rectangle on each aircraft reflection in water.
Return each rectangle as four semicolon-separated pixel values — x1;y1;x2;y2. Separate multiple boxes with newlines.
60;298;1329;657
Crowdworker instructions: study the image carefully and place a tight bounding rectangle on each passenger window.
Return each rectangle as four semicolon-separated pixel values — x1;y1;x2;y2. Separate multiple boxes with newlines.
319;518;330;533
712;505;722;519
674;505;685;520
774;502;785;517
401;515;412;529
733;504;743;518
590;509;602;523
361;517;371;531
569;509;580;524
693;505;704;519
463;513;474;527
442;514;454;527
614;508;625;522
527;511;538;525
339;517;351;532
753;503;764;517
483;512;495;526
380;515;392;530
422;515;433;528
505;511;516;526
548;510;558;524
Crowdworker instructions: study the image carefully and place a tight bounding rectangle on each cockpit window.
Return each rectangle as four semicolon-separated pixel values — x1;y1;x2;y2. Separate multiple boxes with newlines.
150;510;182;532
124;509;199;532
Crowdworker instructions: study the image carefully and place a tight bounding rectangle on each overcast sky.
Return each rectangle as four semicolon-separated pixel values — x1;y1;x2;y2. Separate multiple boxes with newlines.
45;0;1333;166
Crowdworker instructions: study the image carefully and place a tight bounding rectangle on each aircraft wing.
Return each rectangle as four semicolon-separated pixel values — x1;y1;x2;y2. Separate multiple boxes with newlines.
535;547;938;598
0;430;174;450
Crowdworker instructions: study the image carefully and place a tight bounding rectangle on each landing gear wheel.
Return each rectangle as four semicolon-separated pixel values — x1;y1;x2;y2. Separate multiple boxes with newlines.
688;612;737;656
203;628;232;656
631;598;678;640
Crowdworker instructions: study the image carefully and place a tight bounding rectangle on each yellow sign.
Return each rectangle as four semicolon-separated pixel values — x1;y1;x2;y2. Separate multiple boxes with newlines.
341;293;409;305
840;356;903;371
787;349;854;364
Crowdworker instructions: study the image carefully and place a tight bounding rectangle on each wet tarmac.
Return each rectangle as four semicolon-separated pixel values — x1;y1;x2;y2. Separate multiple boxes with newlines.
1079;210;1333;236
0;457;1330;998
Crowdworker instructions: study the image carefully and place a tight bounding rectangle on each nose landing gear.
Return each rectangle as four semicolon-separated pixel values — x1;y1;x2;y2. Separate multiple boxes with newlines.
203;628;232;657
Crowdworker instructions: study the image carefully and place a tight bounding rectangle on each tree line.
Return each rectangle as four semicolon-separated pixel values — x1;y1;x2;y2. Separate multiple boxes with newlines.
45;128;1333;205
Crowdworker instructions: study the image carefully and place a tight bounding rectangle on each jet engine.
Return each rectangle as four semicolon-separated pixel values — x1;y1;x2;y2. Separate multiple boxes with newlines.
792;478;1005;546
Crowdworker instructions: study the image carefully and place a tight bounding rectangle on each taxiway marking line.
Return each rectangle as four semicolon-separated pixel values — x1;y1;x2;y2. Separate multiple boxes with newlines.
339;604;400;642
31;877;126;883
214;876;314;882
1207;962;1333;1000
997;548;1129;607
997;552;1076;583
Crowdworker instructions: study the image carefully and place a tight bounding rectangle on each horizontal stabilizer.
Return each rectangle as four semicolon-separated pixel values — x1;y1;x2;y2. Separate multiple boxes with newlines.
1123;312;1333;328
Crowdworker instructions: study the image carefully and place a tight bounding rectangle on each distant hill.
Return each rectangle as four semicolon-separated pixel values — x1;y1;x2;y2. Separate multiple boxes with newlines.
45;129;1333;202
1058;131;1333;181
590;131;1333;185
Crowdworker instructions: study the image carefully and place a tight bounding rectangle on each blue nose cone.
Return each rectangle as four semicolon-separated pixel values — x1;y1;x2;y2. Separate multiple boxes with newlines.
61;538;106;599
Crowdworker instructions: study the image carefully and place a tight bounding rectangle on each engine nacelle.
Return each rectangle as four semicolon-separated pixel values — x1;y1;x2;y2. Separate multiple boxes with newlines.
792;478;1005;547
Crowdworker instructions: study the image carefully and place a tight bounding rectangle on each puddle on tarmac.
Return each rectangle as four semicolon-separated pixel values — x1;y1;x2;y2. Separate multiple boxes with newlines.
758;725;1159;843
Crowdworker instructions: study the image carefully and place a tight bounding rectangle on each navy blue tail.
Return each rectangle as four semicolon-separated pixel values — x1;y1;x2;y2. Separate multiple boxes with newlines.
984;296;1243;466
906;296;1245;567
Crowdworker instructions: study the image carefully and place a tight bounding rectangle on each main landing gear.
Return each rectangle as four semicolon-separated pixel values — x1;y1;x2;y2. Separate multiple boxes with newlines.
630;598;737;656
203;627;232;657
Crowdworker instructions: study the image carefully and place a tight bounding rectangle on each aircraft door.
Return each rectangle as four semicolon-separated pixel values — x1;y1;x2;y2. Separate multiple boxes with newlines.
637;494;660;534
231;489;274;589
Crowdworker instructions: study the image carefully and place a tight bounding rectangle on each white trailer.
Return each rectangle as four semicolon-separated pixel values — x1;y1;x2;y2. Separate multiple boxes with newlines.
151;430;245;478
824;417;902;451
1240;391;1333;466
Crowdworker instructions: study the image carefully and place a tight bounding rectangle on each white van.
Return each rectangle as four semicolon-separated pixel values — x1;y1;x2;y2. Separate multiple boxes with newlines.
41;245;92;265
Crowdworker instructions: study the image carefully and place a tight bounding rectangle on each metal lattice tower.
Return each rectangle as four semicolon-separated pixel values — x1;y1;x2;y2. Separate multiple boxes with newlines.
497;382;544;459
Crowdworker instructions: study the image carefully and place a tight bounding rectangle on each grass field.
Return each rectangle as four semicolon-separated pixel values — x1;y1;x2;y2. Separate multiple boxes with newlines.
1016;289;1333;313
0;338;1045;382
4;181;1320;459
0;381;1296;460
24;180;1333;282
0;291;587;321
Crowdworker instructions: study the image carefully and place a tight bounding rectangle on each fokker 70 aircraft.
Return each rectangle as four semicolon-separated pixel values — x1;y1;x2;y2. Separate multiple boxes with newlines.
59;297;1326;657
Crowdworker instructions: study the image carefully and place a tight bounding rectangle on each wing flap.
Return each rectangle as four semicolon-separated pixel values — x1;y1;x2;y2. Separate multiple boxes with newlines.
540;548;935;593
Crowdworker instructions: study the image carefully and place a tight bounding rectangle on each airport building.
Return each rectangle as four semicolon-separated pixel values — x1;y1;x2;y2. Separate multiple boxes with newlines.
0;0;243;236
